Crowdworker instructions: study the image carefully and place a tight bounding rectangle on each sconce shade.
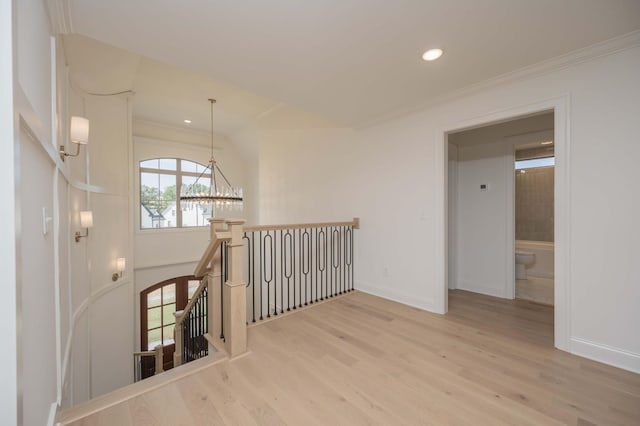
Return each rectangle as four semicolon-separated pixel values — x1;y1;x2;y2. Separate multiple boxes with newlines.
80;211;93;228
116;257;126;272
70;116;90;145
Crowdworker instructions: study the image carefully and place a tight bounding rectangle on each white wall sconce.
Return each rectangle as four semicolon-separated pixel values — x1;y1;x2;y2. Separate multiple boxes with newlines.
75;210;93;242
60;116;89;161
112;257;126;281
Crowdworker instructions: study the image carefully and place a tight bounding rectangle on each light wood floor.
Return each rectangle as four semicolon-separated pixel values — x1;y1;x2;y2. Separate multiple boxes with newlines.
516;276;555;306
66;290;640;425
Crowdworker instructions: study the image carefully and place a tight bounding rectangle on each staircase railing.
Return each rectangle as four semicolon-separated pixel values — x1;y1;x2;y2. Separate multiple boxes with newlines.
173;276;209;367
133;345;163;382
173;217;359;366
174;219;246;365
243;218;359;323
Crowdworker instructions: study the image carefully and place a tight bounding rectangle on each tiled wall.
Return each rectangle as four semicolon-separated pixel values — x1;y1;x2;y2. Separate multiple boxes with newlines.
515;166;554;242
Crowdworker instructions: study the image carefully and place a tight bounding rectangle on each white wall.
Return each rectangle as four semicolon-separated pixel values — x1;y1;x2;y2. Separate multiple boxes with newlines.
455;141;512;298
259;43;640;372
0;0;17;422
19;128;58;426
257;128;358;225
76;92;134;400
12;1;61;424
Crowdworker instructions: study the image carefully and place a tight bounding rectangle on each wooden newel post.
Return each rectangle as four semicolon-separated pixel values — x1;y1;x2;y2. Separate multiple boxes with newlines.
208;218;226;343
223;219;247;358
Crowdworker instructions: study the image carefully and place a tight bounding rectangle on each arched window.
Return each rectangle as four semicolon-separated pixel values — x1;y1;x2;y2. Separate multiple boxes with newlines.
140;276;201;371
139;158;212;229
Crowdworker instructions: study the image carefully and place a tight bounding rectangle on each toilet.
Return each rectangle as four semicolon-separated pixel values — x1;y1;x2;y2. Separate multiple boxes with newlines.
515;251;536;280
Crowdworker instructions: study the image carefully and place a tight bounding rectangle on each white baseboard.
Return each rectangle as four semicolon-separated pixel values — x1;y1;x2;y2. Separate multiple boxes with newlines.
355;281;435;313
571;337;640;374
457;280;511;299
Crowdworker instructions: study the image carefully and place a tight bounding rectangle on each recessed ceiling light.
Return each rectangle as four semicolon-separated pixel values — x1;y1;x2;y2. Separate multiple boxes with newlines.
183;119;192;124
422;48;443;61
541;140;553;145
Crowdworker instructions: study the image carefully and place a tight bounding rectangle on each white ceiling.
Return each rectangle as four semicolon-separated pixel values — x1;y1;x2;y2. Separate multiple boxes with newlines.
64;0;640;128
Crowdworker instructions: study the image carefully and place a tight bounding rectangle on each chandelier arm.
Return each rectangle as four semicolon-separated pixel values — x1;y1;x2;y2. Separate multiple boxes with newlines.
214;164;233;187
180;165;213;198
211;163;219;196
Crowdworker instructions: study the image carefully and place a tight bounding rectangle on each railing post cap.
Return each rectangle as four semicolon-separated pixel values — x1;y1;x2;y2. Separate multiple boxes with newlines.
225;218;246;225
208;218;226;223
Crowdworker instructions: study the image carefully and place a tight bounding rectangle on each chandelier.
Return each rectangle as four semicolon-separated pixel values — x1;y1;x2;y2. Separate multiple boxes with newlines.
179;98;243;214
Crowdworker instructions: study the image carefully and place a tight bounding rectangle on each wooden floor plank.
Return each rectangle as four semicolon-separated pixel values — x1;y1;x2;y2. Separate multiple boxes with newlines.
64;290;640;425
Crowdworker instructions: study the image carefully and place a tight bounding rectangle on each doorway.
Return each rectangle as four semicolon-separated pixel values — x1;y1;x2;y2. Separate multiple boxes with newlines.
140;275;201;374
513;135;555;305
439;97;570;351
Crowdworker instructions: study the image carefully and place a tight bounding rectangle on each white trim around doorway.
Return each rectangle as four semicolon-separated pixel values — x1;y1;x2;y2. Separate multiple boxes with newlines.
435;95;571;352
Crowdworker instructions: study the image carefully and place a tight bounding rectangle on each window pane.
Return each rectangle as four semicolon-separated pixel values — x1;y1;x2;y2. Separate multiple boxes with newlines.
140;159;159;169
188;280;200;300
181;175;210;196
515;157;555;170
162;284;176;304
140;172;176;229
147;289;162;308
162;325;175;346
181;160;198;173
162;303;176;324
159;158;176;170
147;307;161;330
182;203;212;227
148;328;162;350
181;160;209;174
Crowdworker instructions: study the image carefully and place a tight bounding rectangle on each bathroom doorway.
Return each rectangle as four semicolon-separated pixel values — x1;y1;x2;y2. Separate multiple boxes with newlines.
513;137;555;305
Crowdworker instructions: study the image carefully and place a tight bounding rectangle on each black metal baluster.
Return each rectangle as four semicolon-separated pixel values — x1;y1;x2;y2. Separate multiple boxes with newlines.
339;227;343;295
243;232;252;324
297;228;302;308
346;226;353;291
262;231;275;320
318;228;326;300
280;229;284;313
266;231;272;318
284;230;293;311
259;231;264;320
303;228;310;305
251;232;257;322
314;228;318;302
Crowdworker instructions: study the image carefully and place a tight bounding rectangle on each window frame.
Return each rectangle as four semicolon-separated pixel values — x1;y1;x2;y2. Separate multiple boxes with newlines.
139;157;211;230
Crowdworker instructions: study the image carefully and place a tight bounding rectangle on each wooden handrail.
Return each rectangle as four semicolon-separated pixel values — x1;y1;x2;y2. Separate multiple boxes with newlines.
175;275;208;327
193;231;231;279
244;217;359;232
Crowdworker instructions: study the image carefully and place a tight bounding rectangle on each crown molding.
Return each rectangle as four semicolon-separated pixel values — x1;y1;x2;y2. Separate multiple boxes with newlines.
45;0;73;35
357;30;640;129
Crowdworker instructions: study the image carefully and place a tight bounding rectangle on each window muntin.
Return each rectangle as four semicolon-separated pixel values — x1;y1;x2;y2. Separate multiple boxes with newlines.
139;158;211;229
